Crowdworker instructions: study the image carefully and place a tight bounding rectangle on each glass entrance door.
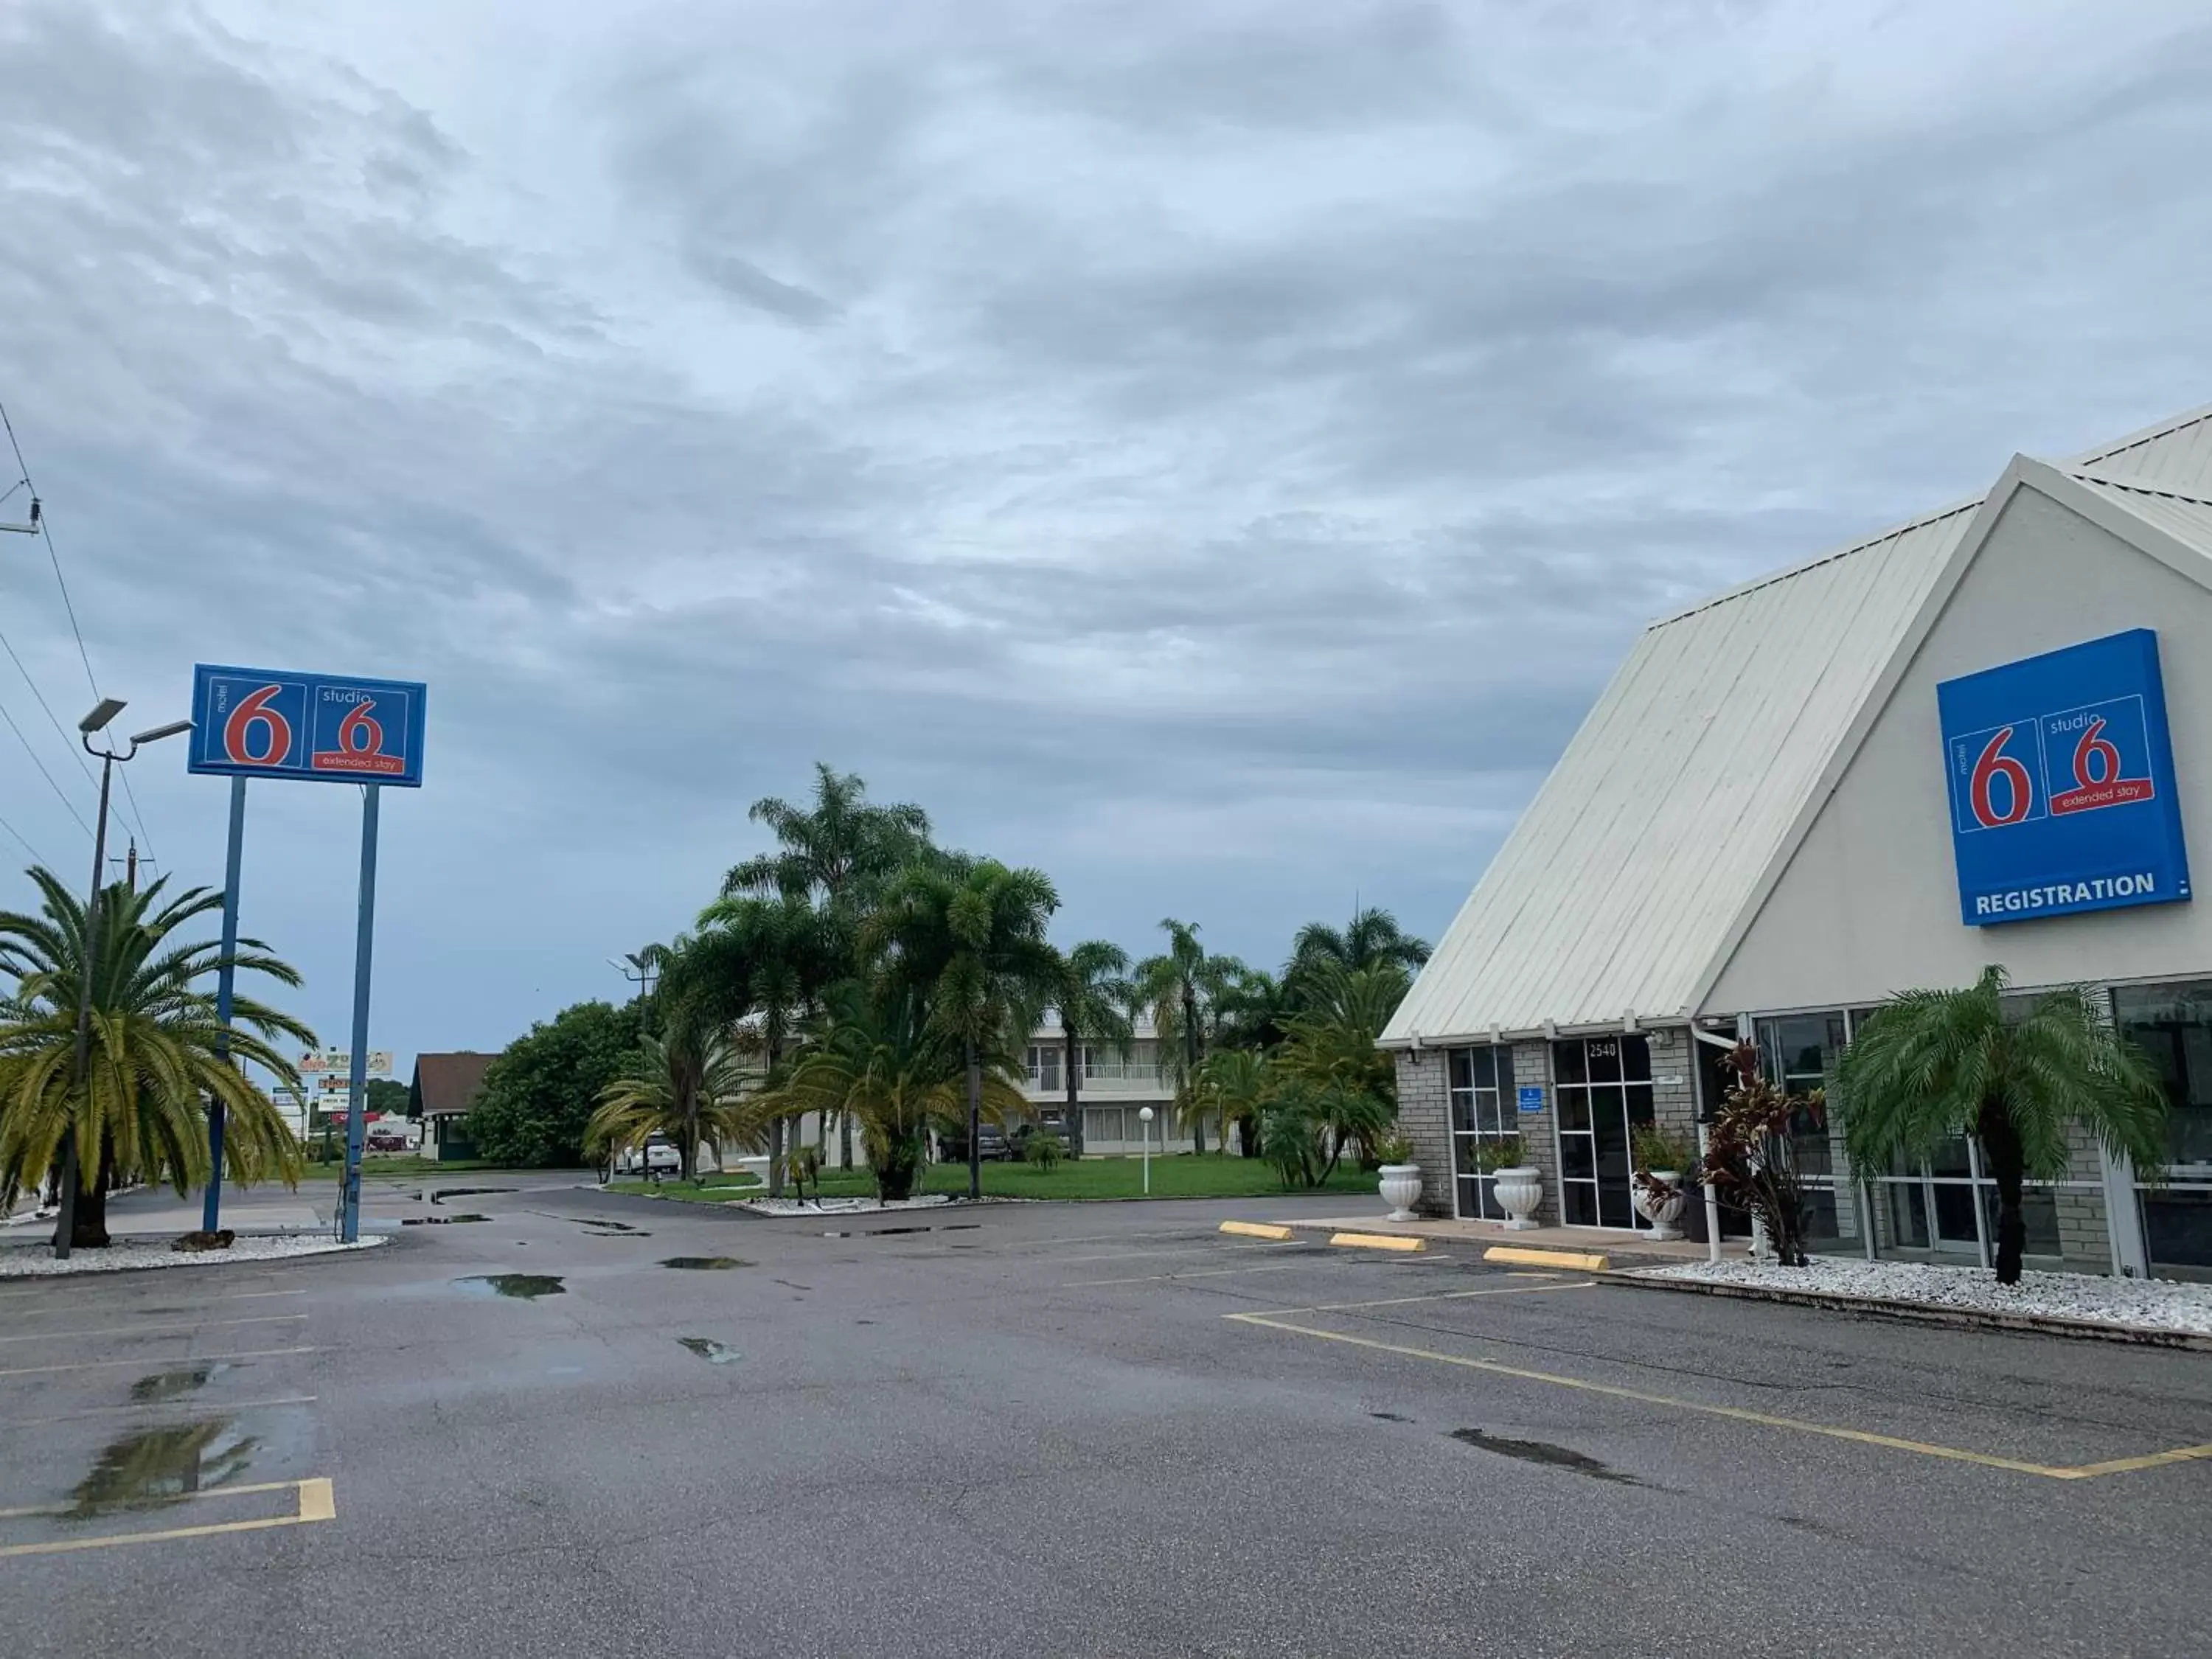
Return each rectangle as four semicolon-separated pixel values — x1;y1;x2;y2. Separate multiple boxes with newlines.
1553;1034;1653;1229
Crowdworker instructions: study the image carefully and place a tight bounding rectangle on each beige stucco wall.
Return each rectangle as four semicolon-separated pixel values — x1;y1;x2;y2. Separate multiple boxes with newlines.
1708;484;2212;1013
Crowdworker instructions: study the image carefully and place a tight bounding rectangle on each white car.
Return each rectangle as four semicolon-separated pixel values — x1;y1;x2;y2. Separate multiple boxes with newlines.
615;1141;681;1176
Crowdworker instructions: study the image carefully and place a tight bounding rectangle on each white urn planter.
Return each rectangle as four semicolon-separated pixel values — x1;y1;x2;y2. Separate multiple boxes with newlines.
1632;1171;1688;1242
1490;1166;1543;1230
1377;1163;1424;1222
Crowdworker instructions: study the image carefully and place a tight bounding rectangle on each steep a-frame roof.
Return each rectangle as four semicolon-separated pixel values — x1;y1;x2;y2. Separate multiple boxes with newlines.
1382;403;2212;1048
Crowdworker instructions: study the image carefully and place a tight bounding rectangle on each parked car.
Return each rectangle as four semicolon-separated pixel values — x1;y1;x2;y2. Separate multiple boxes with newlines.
614;1138;681;1176
937;1121;1013;1162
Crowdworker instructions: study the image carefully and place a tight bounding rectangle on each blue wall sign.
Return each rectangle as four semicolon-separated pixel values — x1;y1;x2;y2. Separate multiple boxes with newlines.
188;665;427;788
1516;1085;1545;1115
1935;629;2188;927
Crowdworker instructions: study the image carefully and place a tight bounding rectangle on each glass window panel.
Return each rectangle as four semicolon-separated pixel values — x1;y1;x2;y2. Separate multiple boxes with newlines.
1563;1181;1599;1227
1449;1048;1474;1093
1621;1034;1652;1084
1624;1083;1655;1128
1492;1046;1516;1093
1979;1186;2061;1257
1597;1174;1633;1229
1885;1182;1930;1249
2115;982;2212;1166
1587;1038;1622;1084
1450;1087;1476;1134
1559;1135;1596;1179
1553;1040;1586;1085
2142;1189;2212;1273
1557;1087;1592;1132
1475;1092;1509;1137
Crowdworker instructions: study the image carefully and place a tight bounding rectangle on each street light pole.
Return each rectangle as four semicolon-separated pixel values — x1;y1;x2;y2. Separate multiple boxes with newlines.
1138;1105;1155;1197
56;703;191;1259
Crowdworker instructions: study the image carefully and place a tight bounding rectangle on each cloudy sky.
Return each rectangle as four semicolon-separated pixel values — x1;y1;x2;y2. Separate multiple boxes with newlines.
3;0;2210;1068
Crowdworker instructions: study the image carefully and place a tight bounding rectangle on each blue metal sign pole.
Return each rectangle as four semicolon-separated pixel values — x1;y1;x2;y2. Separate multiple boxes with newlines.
201;776;248;1234
338;785;382;1244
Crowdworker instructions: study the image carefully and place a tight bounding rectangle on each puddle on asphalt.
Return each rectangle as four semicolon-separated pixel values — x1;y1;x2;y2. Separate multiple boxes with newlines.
1371;1411;1413;1423
428;1187;515;1205
659;1256;748;1270
676;1337;742;1364
454;1273;566;1299
400;1214;490;1225
71;1420;257;1515
1447;1428;1642;1486
941;1224;981;1232
576;1219;641;1233
128;1363;235;1405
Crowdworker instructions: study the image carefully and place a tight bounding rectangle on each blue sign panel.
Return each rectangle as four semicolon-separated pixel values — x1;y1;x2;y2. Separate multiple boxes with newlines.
1517;1085;1545;1115
1935;630;2187;926
188;664;427;788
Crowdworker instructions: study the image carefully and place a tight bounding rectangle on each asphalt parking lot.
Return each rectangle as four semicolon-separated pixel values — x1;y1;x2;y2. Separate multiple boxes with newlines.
4;1179;2210;1658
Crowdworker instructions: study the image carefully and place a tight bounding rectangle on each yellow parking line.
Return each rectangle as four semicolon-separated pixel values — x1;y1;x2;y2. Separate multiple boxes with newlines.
0;1313;307;1346
1227;1312;2205;1481
0;1346;322;1380
0;1477;335;1557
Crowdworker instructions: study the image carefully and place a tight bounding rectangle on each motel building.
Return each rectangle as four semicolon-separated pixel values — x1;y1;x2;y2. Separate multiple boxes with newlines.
1380;401;2212;1281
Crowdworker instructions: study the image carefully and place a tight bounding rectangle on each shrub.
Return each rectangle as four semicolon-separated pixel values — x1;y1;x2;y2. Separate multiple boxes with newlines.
1372;1132;1413;1166
1697;1043;1812;1265
1473;1135;1526;1174
1023;1131;1064;1171
1630;1124;1695;1175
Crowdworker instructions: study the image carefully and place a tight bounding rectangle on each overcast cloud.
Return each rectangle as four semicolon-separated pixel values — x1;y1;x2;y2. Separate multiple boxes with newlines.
2;0;2211;1066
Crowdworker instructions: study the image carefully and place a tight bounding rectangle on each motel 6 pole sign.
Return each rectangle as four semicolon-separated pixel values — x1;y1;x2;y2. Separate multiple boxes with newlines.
189;665;428;1242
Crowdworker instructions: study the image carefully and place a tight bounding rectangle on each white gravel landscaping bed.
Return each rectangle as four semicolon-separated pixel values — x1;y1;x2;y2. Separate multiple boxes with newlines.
0;1234;389;1279
1633;1256;2212;1336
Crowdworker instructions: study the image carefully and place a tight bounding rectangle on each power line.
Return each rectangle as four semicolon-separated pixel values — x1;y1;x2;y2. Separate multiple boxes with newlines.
0;689;92;839
0;398;159;867
0;623;100;796
0;805;44;866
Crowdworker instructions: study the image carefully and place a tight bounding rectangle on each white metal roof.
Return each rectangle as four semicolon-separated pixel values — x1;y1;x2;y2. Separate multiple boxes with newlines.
1383;403;2212;1047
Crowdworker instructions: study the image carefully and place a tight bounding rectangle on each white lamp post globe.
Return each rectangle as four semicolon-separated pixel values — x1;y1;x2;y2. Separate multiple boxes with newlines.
1138;1107;1155;1123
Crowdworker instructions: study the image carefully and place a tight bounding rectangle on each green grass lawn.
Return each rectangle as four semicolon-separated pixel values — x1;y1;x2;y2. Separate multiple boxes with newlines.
606;1155;1376;1204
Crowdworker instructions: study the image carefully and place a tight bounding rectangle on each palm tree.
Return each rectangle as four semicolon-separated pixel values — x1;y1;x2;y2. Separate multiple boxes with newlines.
1192;1047;1270;1163
1288;905;1430;1008
1053;940;1133;1160
685;895;830;1194
1270;961;1408;1169
1134;919;1247;1154
722;762;931;943
752;983;1028;1201
1830;965;2169;1284
869;858;1060;1199
0;870;313;1248
585;1027;757;1183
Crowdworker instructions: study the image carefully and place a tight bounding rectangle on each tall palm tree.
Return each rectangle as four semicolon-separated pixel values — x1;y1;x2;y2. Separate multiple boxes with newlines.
1052;940;1133;1161
722;762;931;943
1830;965;2169;1284
1288;905;1430;1006
1134;919;1247;1154
1192;1046;1270;1164
868;858;1060;1199
753;983;1028;1201
681;897;828;1195
0;870;313;1248
585;1027;757;1183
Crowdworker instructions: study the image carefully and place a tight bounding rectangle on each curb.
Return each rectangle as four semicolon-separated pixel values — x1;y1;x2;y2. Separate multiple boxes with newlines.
1604;1270;2212;1352
1329;1231;1428;1253
1486;1245;1610;1272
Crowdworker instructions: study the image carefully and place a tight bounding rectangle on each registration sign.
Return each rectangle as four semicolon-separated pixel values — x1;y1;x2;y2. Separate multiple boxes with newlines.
1935;629;2190;926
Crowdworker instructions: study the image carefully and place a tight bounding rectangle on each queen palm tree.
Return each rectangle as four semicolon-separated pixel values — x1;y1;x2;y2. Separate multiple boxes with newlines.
1192;1046;1270;1163
1830;965;2169;1284
585;1026;757;1183
1053;940;1133;1160
1270;960;1408;1169
752;982;1028;1201
1134;919;1247;1154
868;858;1060;1199
1288;905;1430;1009
722;763;931;947
0;870;313;1248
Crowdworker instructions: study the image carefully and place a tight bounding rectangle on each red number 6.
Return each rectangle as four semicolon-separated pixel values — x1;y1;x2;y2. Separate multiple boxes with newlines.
338;700;383;757
223;685;291;766
2073;717;2121;788
1969;727;2034;827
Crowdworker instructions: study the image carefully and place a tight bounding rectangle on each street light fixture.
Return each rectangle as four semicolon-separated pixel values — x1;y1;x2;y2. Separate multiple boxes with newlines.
53;702;190;1259
1138;1105;1155;1197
